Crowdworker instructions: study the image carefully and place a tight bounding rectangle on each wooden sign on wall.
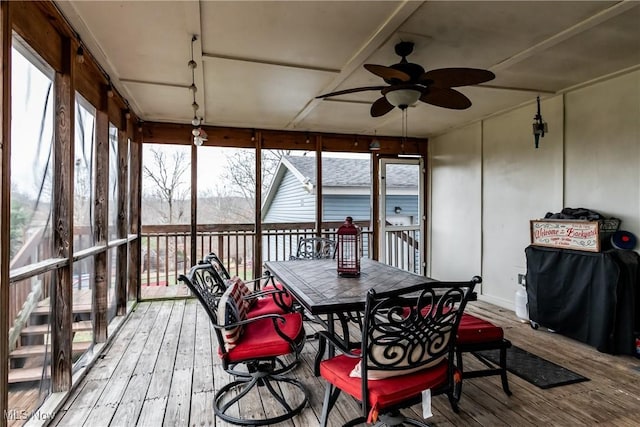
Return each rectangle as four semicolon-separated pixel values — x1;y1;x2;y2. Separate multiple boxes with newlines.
530;220;600;252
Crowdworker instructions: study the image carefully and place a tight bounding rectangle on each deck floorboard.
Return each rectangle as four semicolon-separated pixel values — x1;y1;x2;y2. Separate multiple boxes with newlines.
46;298;640;426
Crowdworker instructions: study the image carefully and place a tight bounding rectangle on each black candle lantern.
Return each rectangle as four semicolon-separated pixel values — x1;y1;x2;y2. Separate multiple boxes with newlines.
337;216;361;277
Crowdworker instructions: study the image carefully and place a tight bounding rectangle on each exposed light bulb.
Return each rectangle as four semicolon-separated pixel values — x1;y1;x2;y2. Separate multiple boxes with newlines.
76;46;85;64
192;128;201;137
189;83;197;94
192;101;199;111
191;116;201;126
188;59;197;69
194;136;204;146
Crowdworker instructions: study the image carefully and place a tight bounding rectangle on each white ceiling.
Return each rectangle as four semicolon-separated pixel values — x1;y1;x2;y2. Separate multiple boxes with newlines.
55;1;640;138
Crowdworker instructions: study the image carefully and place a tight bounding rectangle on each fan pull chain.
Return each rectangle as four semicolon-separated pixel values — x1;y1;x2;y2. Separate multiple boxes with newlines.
402;108;408;145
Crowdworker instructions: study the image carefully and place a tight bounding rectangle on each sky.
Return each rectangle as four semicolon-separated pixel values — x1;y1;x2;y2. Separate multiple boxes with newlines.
11;48;54;199
12;46;370;204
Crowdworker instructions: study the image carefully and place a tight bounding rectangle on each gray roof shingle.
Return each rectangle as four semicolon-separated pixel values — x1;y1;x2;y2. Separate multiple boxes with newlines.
284;155;418;188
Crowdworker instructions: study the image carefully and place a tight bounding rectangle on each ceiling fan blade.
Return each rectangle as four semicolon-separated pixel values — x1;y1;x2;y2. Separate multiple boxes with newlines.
364;64;411;83
420;87;472;110
316;86;386;99
370;97;395;117
420;68;495;87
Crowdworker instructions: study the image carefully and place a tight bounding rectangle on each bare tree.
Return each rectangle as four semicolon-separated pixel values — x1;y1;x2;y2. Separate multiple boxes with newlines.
143;148;189;224
221;149;288;221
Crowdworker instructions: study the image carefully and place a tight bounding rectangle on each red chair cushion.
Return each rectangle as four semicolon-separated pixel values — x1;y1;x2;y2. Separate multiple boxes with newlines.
457;313;504;344
263;281;294;309
319;354;449;411
247;297;287;318
222;312;303;362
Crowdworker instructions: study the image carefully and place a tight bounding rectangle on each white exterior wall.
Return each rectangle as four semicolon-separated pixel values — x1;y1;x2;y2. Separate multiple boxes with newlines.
428;70;640;310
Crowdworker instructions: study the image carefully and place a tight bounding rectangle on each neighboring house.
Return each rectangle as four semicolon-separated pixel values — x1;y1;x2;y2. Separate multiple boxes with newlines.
262;155;419;224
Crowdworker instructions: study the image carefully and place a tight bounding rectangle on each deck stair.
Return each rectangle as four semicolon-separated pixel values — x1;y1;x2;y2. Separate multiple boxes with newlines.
8;297;94;385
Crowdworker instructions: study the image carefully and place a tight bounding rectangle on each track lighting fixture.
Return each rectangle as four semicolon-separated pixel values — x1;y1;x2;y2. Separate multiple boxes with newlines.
188;35;204;145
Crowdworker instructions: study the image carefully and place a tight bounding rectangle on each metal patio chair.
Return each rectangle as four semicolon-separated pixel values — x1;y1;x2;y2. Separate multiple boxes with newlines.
178;266;309;426
315;277;479;426
290;237;336;260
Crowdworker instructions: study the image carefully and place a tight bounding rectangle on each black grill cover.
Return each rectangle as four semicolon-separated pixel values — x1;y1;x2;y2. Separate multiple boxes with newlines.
525;245;639;355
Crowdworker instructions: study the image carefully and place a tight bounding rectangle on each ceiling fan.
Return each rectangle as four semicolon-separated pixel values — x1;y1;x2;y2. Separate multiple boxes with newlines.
316;41;495;117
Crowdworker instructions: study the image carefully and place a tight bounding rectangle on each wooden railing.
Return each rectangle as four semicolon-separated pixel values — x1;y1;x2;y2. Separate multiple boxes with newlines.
140;220;422;284
8;228;51;348
7;220;420;343
140;221;374;284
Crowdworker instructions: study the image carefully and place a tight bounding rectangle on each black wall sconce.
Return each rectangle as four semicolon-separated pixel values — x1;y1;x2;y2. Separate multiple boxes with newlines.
532;96;548;148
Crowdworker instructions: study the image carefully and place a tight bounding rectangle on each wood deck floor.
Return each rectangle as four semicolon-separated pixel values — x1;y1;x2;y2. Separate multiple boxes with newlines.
48;298;640;427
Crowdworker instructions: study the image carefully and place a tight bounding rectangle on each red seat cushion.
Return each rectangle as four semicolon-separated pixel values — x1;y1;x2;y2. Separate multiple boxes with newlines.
222;312;303;362
457;313;504;344
247;297;287;318
262;281;294;309
320;354;449;411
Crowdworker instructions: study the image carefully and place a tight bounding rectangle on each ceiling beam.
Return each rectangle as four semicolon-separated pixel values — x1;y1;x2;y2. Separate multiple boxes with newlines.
141;121;427;155
202;52;341;74
288;0;424;129
492;1;637;71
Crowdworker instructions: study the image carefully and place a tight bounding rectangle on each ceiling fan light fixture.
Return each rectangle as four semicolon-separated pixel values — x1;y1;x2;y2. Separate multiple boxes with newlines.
385;88;421;109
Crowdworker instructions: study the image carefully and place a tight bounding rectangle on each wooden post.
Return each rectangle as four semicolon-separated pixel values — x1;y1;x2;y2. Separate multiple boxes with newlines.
254;131;262;280
128;132;142;302
93;95;109;342
51;37;74;392
190;142;197;267
371;152;380;261
116;128;128;314
315;135;322;236
1;2;12;423
420;139;429;275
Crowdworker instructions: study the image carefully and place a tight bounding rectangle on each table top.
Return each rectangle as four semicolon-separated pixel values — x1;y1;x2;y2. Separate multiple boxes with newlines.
264;258;437;315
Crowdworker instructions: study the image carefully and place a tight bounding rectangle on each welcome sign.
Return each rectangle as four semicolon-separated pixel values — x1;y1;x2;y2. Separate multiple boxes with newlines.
530;220;600;252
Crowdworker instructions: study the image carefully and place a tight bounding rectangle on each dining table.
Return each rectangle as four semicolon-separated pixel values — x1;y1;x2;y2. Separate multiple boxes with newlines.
263;258;443;359
264;257;438;315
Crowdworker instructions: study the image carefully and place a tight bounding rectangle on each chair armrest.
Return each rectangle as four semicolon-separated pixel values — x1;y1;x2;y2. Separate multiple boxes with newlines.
314;330;360;376
243;271;276;291
212;312;286;331
244;283;295;313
